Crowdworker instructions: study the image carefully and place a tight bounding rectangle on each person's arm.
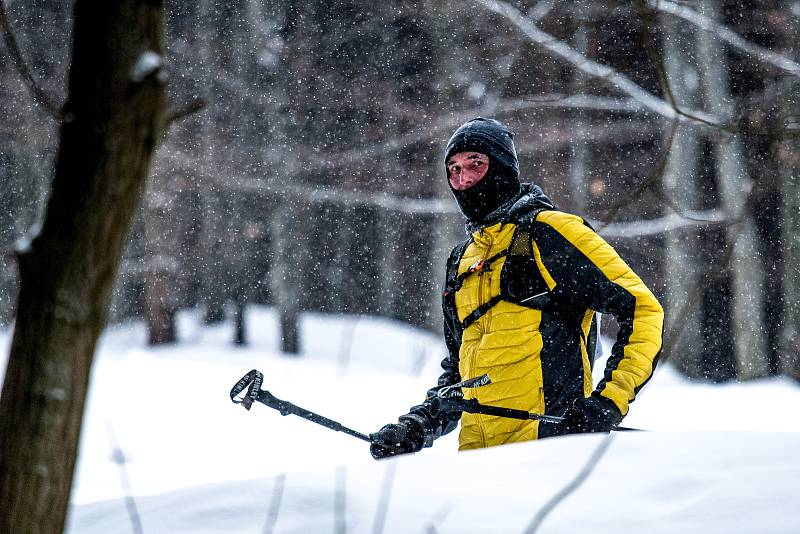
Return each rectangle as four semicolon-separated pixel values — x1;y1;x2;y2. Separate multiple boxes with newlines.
369;359;462;458
532;211;663;422
370;277;464;458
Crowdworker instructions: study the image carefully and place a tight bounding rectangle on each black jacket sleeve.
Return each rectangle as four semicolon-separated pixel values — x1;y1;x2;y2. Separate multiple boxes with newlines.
532;211;664;415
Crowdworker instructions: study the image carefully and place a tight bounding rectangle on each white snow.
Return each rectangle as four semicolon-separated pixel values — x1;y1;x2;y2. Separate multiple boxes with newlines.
130;51;163;83
1;306;799;533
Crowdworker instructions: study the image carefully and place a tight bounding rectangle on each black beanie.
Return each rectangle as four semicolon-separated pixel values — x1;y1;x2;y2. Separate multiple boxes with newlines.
444;118;521;223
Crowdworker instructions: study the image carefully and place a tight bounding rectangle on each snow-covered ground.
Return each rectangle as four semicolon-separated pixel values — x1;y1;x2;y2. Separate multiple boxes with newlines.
2;307;799;533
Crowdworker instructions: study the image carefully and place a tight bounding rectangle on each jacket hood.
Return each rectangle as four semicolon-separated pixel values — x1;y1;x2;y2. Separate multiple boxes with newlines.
465;183;555;234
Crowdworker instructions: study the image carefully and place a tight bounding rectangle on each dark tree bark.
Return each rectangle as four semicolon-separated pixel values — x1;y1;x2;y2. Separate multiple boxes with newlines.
144;189;180;345
270;204;300;354
0;1;166;532
781;139;800;381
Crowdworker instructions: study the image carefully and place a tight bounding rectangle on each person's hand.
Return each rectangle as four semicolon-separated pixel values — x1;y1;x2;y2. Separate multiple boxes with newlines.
556;394;623;435
369;420;424;459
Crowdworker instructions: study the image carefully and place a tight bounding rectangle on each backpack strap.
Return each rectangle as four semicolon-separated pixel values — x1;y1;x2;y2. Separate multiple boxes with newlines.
460;295;503;330
442;238;472;359
512;206;552;233
443;246;509;297
444;207;555;334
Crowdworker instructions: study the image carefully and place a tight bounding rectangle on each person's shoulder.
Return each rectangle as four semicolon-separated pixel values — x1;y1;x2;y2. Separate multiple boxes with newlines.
528;211;601;246
534;210;584;227
520;209;584;231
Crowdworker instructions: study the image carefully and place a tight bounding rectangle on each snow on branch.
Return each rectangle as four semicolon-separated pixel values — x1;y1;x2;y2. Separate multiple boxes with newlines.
651;0;800;77
165;145;724;233
130;50;163;83
500;94;645;113
226;171;729;237
591;209;727;238
235;179;459;215
470;0;719;125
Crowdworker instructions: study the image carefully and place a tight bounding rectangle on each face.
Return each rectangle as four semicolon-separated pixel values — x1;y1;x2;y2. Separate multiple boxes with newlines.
447;151;490;191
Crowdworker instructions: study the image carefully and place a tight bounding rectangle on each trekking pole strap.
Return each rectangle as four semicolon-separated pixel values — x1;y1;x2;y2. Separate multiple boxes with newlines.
230;369;264;410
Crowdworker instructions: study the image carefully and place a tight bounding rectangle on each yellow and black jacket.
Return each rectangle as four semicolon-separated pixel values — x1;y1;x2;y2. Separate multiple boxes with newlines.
408;185;664;450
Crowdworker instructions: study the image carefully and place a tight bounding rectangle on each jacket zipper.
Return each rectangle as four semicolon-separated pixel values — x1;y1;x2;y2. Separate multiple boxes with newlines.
475;229;494;448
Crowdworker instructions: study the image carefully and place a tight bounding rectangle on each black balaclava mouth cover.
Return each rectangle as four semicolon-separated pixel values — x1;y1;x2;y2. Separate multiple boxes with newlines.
444;117;521;224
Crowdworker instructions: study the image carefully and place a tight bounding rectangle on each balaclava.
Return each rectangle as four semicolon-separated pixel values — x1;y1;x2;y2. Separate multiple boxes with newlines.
444;117;521;224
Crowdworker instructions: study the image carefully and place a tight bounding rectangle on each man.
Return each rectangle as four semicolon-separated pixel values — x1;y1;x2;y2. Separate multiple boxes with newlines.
370;118;664;458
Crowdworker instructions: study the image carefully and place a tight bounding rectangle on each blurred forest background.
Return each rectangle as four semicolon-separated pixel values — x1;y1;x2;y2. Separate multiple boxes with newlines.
2;0;799;382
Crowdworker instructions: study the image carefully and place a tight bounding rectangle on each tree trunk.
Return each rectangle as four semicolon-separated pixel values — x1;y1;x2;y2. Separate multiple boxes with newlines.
196;0;226;325
270;204;300;354
781;140;800;380
0;1;166;532
695;0;769;380
144;189;180;344
377;208;402;319
661;15;705;378
778;5;800;381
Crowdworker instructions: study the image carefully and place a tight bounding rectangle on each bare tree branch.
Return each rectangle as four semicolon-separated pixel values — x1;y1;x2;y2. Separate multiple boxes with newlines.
636;1;734;133
469;0;720;125
634;0;679;110
422;504;455;534
166;97;206;125
634;0;731;131
304;97;650;172
0;0;62;119
232;179;459;215
261;473;286;534
217;173;713;236
106;421;144;534
505;93;644;112
635;0;798;136
521;434;616;534
334;466;347;534
590;209;726;237
650;0;800;77
159;95;654;181
371;461;397;534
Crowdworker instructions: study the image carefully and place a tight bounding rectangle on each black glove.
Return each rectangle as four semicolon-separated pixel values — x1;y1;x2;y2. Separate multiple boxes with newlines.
369;420;425;460
556;394;623;435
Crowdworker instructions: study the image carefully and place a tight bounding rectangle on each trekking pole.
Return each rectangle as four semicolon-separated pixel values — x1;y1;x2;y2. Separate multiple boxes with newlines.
431;374;640;432
230;369;372;442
